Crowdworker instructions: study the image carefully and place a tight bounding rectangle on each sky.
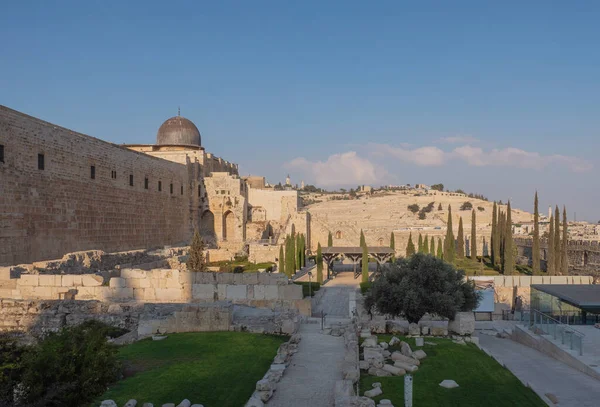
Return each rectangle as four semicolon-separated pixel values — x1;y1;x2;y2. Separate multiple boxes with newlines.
1;1;599;221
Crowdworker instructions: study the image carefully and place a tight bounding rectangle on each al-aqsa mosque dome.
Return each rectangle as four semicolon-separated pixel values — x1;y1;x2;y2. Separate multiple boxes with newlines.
156;114;201;147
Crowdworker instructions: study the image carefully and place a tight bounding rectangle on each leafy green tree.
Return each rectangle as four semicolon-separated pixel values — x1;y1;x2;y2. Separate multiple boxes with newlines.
532;192;541;275
362;245;369;283
19;321;121;407
316;243;323;283
554;206;561;274
470;209;477;259
187;230;207;272
504;201;515;275
408;204;420;213
418;233;423;253
548;215;555;275
0;334;26;406
460;201;473;211
390;232;396;262
279;245;285;274
406;233;416;257
360;229;366;248
423;234;430;254
328;231;333;247
364;254;481;323
457;217;465;259
437;237;443;258
444;205;456;263
430;236;435;257
431;183;444;191
561;206;568;275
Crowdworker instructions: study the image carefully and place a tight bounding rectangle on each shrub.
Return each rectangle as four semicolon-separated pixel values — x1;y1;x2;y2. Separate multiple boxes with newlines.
234;254;249;262
232;266;244;273
364;254;481;323
478;206;485;211
187;230;207;272
360;281;372;294
0;334;26;406
460;201;473;211
408;204;420;213
294;282;321;297
19;320;121;407
418;211;426;220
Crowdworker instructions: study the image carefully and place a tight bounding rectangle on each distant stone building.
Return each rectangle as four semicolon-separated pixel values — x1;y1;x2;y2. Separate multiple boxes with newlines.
0;106;299;266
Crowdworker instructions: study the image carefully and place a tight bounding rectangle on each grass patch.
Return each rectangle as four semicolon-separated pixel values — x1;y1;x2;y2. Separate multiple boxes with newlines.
294;281;321;297
360;335;545;407
96;332;287;407
207;260;275;273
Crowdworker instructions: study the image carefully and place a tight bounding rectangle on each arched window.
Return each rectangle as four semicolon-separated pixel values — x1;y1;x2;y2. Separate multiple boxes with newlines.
335;231;342;239
378;238;384;246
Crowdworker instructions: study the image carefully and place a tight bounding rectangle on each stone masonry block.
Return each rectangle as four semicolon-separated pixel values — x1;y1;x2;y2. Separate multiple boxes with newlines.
38;275;56;287
19;275;39;286
81;275;103;287
226;284;248;300
217;284;227;300
61;275;74;287
154;288;182;301
278;285;303;300
120;269;148;279
109;277;127;288
264;285;279;300
192;284;215;300
215;273;234;284
253;285;266;300
127;278;151;288
242;273;259;285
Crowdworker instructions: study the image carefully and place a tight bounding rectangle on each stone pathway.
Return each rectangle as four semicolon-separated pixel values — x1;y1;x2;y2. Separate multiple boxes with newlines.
479;334;600;407
268;322;346;407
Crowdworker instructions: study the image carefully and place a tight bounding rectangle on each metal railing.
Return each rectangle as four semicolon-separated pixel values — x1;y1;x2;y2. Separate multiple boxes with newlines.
528;309;585;356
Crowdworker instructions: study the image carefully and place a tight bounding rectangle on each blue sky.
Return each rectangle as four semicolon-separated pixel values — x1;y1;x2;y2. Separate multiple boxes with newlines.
1;1;599;220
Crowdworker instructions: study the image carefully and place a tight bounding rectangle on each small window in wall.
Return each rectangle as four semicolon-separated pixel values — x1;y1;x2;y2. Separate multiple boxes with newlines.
90;165;96;179
111;170;117;179
38;153;45;170
129;174;134;186
221;190;226;194
144;178;149;189
158;181;162;192
0;144;4;163
198;185;201;197
335;231;342;239
170;183;173;194
181;185;184;195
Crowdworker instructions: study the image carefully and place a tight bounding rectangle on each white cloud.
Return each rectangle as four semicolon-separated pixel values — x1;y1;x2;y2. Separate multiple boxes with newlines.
366;143;592;173
437;135;480;144
285;151;387;187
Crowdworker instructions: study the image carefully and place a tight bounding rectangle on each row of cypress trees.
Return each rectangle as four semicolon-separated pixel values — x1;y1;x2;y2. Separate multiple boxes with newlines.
279;231;307;278
531;192;568;275
489;201;515;274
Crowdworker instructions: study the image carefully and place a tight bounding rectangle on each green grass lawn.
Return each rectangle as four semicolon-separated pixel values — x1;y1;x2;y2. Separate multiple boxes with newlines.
360;335;545;407
96;332;287;407
455;257;533;276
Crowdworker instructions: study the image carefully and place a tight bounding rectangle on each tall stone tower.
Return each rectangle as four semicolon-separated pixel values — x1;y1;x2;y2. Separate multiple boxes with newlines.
286;174;291;186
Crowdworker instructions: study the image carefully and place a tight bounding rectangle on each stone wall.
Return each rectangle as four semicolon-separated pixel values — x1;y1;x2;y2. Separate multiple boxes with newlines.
515;237;600;275
0;106;193;266
248;243;281;264
2;270;309;314
247;188;299;222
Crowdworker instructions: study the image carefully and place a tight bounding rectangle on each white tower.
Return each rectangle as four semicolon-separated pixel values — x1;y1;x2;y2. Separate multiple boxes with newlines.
285;174;291;186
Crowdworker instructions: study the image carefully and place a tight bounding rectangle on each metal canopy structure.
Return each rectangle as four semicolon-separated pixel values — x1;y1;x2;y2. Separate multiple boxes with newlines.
321;246;394;279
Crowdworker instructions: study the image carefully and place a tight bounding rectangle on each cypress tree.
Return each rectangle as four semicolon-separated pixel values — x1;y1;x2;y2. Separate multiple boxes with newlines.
417;233;423;253
406;233;416;256
554;206;561;274
498;210;505;272
285;235;294;277
316;243;323;283
444;205;456;263
430;236;435;257
187;230;207;272
360;229;366;248
423;234;430;254
328;231;333;247
548;216;555;275
562;206;568;275
361;244;369;283
491;202;498;266
295;233;301;271
279;244;285;274
457;217;465;259
300;234;306;268
471;209;477;260
504;201;514;275
390;232;396;262
437;237;443;258
532;192;541;275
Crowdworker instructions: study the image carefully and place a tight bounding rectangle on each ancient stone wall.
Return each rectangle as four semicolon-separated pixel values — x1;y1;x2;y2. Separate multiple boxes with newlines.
248;188;299;222
0;106;193;266
515;237;600;275
248;244;281;264
2;270;309;314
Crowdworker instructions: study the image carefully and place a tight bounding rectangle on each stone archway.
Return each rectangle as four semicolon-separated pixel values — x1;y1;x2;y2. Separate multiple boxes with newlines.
223;210;235;241
200;210;216;241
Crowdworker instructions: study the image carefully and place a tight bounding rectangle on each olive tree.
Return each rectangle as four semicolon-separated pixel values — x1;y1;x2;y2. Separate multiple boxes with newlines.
364;253;480;323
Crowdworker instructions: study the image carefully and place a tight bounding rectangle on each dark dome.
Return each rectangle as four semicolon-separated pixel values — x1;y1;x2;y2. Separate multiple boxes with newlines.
156;116;201;146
